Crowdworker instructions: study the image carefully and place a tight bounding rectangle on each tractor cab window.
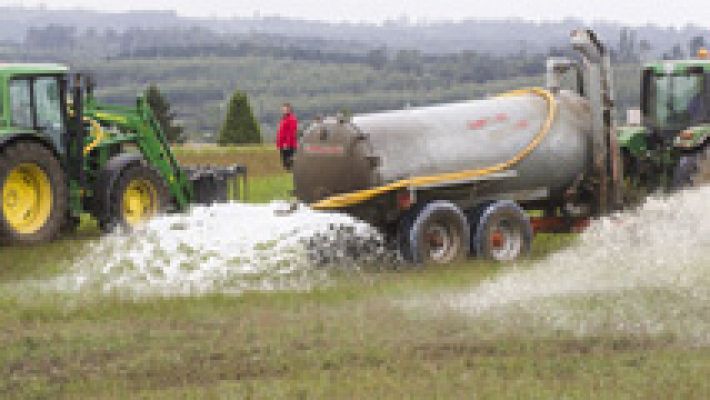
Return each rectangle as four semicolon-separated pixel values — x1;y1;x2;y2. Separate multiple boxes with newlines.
9;79;32;128
649;72;706;131
34;77;63;134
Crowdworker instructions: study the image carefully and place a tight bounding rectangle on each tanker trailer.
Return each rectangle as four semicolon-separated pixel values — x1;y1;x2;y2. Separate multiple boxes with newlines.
294;30;622;263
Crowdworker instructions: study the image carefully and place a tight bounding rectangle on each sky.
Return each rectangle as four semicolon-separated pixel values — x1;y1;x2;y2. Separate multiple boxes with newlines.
6;0;710;27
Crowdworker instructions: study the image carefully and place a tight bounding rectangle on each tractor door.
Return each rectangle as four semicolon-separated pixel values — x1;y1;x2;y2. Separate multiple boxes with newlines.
8;76;66;153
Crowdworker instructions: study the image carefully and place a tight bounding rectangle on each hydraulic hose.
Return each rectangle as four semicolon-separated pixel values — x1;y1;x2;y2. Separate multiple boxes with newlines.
83;118;106;156
311;87;558;210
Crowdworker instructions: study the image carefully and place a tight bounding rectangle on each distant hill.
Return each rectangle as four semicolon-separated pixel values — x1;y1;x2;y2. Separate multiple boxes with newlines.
1;6;709;56
0;7;691;141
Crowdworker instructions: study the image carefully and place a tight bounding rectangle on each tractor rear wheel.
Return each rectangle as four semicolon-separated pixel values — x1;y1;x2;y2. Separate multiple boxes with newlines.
101;163;169;232
0;141;67;244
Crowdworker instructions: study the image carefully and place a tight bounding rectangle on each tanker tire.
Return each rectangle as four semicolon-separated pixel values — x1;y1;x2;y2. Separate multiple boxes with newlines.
472;200;533;262
398;201;470;264
466;201;494;257
0;141;67;245
100;163;169;232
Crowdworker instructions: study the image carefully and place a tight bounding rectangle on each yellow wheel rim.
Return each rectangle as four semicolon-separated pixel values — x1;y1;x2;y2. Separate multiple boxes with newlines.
122;179;159;227
2;163;53;235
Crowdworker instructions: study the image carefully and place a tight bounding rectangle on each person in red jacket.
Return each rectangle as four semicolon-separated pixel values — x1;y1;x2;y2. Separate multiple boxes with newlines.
276;103;298;170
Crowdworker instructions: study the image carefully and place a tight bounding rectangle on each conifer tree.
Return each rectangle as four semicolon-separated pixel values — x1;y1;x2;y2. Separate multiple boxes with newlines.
145;84;183;143
218;90;262;145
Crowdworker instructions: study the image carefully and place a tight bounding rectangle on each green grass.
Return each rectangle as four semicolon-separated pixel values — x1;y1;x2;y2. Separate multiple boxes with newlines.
246;173;294;203
2;223;707;398
3;264;708;399
173;144;285;177
2;259;710;399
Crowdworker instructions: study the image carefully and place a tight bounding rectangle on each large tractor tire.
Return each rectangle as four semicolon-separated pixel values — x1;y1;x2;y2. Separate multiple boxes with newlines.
0;141;67;244
96;158;169;232
398;201;470;264
672;146;710;189
470;200;533;262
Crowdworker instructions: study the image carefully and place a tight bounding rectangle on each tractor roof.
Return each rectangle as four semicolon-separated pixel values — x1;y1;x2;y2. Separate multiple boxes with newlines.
644;59;710;74
0;63;69;77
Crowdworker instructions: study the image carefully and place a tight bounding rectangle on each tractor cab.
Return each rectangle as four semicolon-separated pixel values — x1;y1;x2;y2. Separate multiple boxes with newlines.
618;55;710;193
0;64;69;153
640;58;710;148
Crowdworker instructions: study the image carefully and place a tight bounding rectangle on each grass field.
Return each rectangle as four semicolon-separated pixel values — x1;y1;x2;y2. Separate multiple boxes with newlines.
2;146;709;399
173;145;286;177
3;248;710;399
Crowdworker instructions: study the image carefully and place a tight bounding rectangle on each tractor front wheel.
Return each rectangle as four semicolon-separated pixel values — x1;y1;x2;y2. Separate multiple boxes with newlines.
0;141;67;244
101;163;169;232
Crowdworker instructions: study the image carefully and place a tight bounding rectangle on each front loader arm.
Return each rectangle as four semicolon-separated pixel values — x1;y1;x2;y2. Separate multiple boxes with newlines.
82;97;193;210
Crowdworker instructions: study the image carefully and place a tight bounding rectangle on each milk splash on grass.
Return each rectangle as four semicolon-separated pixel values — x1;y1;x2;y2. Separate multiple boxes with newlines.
56;202;388;297
428;186;710;343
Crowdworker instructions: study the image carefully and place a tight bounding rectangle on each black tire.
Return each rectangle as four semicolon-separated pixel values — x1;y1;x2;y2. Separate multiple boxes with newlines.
672;147;710;189
471;200;533;262
100;163;169;232
672;154;699;189
466;201;493;256
398;201;470;264
60;214;81;235
0;141;67;244
699;146;710;185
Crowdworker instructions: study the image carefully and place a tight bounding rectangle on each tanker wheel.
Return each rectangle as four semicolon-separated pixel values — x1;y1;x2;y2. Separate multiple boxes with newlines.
399;201;470;264
0;141;67;245
672;147;710;189
471;201;533;262
103;164;169;231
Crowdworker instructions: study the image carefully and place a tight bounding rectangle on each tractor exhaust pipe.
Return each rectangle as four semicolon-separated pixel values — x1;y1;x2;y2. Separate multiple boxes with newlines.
70;74;86;188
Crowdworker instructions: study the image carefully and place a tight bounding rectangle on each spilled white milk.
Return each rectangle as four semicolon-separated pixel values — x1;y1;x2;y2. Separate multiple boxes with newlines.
50;184;710;343
56;202;385;297
435;186;710;343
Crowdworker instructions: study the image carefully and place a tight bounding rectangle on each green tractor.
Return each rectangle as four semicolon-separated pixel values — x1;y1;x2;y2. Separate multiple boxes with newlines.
618;55;710;195
0;63;245;245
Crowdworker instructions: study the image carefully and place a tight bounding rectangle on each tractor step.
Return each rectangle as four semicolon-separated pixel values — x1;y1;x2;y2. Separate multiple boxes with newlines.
185;165;248;205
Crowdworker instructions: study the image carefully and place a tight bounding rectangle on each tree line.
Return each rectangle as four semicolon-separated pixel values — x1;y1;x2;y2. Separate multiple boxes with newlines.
7;23;707;143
